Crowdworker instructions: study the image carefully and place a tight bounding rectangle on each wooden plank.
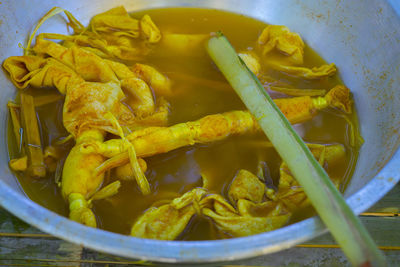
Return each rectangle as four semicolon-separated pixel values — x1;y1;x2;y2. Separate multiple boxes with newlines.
230;247;400;267
81;248;152;266
302;217;400;247
78;217;400;266
0;208;44;235
366;183;400;213
0;209;82;267
0;237;82;267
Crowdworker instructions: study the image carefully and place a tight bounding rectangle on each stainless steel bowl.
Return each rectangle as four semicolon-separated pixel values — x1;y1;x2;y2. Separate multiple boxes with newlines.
0;0;399;263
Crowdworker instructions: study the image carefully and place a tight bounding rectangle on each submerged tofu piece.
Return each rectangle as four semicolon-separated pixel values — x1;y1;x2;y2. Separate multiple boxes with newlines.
160;33;209;55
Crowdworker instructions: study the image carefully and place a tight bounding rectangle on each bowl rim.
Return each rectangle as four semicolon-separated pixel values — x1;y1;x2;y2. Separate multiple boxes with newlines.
0;148;399;263
0;0;400;262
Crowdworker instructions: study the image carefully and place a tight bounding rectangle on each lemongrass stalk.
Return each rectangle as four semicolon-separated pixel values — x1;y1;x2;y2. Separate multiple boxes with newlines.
206;32;385;267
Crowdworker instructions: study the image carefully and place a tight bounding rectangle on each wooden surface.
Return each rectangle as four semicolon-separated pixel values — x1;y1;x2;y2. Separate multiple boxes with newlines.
0;184;399;267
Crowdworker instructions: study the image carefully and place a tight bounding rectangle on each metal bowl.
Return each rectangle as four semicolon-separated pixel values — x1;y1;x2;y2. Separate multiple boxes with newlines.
0;0;399;263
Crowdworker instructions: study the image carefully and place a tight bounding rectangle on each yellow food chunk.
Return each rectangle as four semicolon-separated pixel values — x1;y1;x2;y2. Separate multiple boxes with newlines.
125;97;170;130
202;171;290;237
131;169;292;240
43;146;62;172
115;158;147;181
238;51;261;76
203;197;290;237
277;144;345;211
228;169;265;204
131;188;207;240
121;77;155;117
90;6;140;38
61;130;105;199
33;38;118;83
68;193;97;227
9;156;28;172
3;56;83;94
132;63;172;96
63;81;127;137
140;14;161;43
258;25;305;65
269;62;336;79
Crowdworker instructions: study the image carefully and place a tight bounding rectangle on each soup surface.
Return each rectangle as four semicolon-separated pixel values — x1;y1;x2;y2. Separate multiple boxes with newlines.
7;7;360;240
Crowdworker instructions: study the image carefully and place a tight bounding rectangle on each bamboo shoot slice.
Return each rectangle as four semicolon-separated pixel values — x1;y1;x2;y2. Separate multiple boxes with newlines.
20;94;46;177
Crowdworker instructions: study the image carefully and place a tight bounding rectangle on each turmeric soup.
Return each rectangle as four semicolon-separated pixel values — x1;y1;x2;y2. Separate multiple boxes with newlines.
5;7;361;240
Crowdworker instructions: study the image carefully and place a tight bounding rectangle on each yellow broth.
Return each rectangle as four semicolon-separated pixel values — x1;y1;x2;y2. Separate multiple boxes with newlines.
8;7;359;240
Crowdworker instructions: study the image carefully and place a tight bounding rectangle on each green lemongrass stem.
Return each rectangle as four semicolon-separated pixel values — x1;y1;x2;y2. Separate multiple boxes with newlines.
206;33;385;267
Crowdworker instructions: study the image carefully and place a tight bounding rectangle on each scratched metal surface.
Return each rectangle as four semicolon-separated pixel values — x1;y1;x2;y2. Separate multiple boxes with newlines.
0;0;399;263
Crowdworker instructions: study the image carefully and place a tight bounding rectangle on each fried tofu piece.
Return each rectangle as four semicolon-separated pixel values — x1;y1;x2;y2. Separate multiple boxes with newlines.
269;62;337;79
131;63;172;96
238;51;261;76
202;170;290;237
140;14;161;43
90;6;140;38
131;188;207;240
277;144;345;211
3;55;83;94
258;25;305;65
